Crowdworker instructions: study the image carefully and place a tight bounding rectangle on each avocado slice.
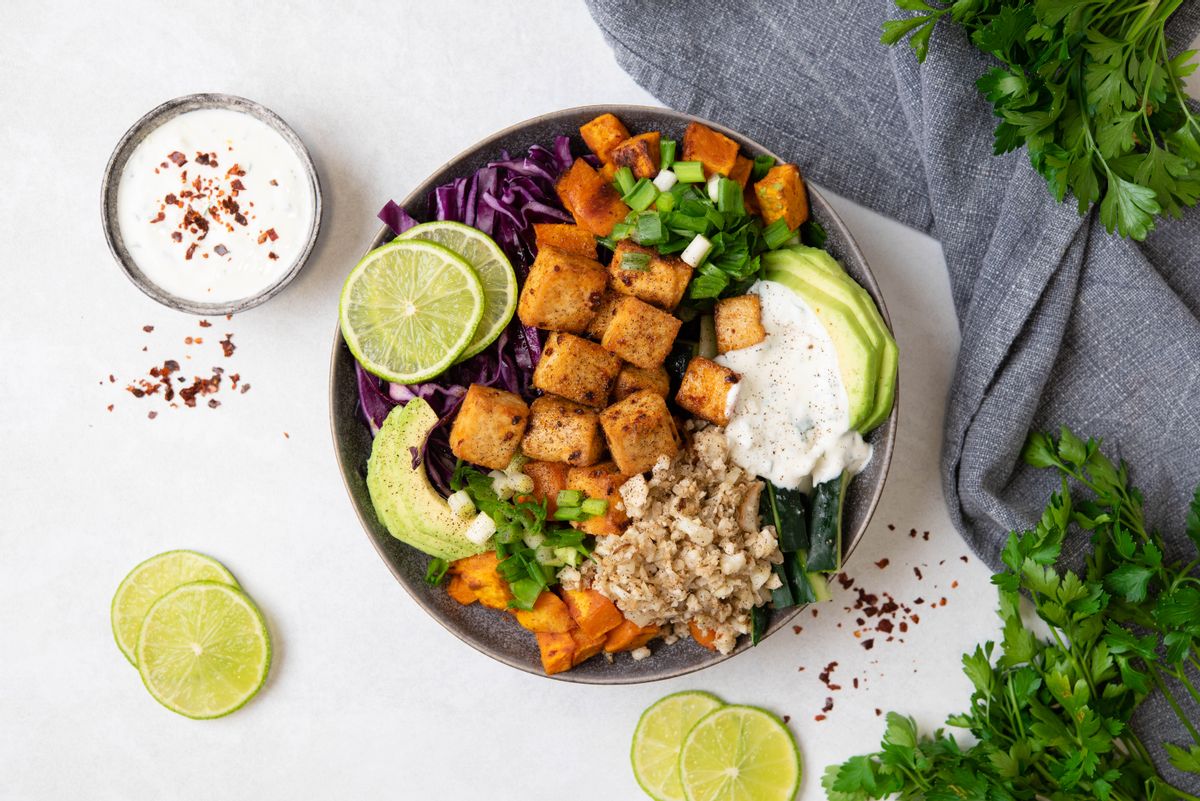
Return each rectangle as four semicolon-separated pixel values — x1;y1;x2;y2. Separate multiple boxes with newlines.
764;252;880;429
367;398;485;561
764;247;897;433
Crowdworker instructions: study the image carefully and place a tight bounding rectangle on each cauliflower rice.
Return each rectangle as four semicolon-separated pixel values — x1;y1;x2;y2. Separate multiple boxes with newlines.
561;425;782;654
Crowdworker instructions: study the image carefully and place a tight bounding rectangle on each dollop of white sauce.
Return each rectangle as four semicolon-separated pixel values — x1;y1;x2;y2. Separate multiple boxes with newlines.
116;108;314;304
716;279;872;488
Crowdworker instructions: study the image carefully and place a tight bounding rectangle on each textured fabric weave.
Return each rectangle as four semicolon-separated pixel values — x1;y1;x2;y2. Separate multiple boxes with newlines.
586;0;1200;784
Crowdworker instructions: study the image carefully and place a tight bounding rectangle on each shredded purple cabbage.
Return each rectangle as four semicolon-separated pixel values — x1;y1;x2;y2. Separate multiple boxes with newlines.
354;136;575;494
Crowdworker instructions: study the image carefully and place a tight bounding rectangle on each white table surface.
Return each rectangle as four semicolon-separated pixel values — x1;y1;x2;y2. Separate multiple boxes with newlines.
0;2;997;798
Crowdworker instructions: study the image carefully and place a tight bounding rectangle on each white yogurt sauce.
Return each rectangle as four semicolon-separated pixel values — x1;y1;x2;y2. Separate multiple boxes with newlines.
116;108;314;303
716;279;872;489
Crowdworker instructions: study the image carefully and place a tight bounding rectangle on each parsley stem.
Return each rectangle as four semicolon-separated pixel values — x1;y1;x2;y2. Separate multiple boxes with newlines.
1171;664;1200;707
1147;661;1200;744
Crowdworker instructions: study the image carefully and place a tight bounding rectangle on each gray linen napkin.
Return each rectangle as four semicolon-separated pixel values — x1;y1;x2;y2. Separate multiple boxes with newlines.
586;0;1200;784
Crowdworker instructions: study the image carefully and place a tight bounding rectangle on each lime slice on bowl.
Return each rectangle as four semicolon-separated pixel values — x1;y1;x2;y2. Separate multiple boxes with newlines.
339;239;484;384
679;705;801;801
632;691;725;801
396;221;517;361
111;550;238;666
136;581;271;719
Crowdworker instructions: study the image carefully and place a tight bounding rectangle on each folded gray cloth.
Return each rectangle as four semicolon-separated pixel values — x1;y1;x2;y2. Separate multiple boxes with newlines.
586;0;1200;785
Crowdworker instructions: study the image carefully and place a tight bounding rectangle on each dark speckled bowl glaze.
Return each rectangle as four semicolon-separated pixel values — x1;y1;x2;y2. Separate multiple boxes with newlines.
329;105;897;684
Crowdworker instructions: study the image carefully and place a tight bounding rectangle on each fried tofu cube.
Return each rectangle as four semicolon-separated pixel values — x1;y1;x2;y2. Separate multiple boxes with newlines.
533;332;623;407
601;297;682;369
599;390;681;475
585;291;622;341
682;121;739;177
714;294;766;353
448;384;530;470
446;574;477;605
580;113;631;163
520;395;606;466
609;240;693;310
534;223;597;259
604;619;661;653
676;357;741;426
566;462;631;536
570;626;608;666
754;164;809;229
515;591;575;634
536;631;576;675
611;131;662;179
729;155;753;189
614;364;670;401
517;246;608;333
450;552;513;610
556;159;630;236
518;460;570;515
561;589;625;639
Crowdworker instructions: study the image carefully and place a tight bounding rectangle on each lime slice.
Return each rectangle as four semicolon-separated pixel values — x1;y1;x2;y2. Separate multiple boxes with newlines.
111;550;238;666
396;221;517;361
633;691;725;801
136;581;271;719
678;705;802;801
340;239;484;383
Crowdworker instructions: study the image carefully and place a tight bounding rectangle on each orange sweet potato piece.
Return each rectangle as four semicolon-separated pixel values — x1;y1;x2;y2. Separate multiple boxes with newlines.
754;164;810;229
729;155;753;189
682;121;739;178
580;113;631;163
446;574;477;605
517;460;571;515
570;626;608;666
600;161;618;184
611;131;662;179
536;631;576;675
515;591;575;634
534;223;597;259
561;588;625;639
604;619;661;653
450;552;513;610
556;160;630;237
689;621;718;651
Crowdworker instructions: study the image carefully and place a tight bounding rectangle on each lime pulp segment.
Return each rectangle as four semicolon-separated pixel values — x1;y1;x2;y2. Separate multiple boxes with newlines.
632;691;726;801
678;705;801;801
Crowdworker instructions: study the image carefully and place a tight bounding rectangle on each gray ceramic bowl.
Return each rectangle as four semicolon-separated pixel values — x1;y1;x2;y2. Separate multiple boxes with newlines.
101;93;322;316
330;105;897;684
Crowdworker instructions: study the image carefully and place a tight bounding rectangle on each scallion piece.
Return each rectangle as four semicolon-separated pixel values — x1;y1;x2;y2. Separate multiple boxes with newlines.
553;505;586;522
751;155;775;181
717;177;745;216
667;212;708;234
611;222;633;241
580;498;609;517
673;160;705;183
633;212;665;245
652;169;678;193
620;252;651;271
556;490;584;507
762;218;794;249
655;191;676;213
706;173;722;203
681;234;713;268
614;166;636;195
424;558;450;587
622;177;659;212
660;139;677;169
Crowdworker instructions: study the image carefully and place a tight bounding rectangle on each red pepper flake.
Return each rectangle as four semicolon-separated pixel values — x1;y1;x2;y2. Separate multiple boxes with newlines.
240;383;251;394
147;411;157;420
268;251;279;261
792;625;802;634
887;523;895;531
877;619;894;634
818;661;839;690
212;244;229;257
107;404;114;412
184;336;194;345
230;179;245;192
923;531;930;541
899;621;909;633
171;232;182;242
265;228;278;241
914;597;924;605
269;178;278;186
875;708;882;717
219;334;235;358
814;714;826;722
283;432;290;439
853;678;860;689
198;320;211;328
913;567;923;580
208;399;220;409
909;528;917;538
822;697;834;712
168;151;187;166
142;325;154;333
939;597;948;607
195;151;218;167
226;163;246;177
862;638;875;650
960;555;969;563
911;613;921;624
951;580;959;589
149;211;165;224
185;243;197;260
874;558;889;569
782;715;790;724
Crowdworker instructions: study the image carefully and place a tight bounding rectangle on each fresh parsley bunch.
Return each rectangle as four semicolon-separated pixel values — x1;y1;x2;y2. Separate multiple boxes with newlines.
884;0;1200;240
823;428;1200;801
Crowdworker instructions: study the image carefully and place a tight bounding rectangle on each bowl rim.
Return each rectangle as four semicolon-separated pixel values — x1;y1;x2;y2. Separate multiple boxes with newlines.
100;92;323;316
328;103;897;684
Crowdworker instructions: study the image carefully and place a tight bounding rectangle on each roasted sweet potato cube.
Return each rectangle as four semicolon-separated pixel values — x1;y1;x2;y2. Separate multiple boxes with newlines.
600;161;618;183
536;631;576;675
518;460;570;514
561;589;625;639
556;159;630;236
600;390;681;475
566;462;631;536
520;395;606;466
515;591;575;633
682;121;739;177
611;131;662;179
585;291;622;341
533;332;623;407
614;364;670;401
570;626;608;666
451;552;513;610
534;223;597;259
604;619;661;653
580;113;631;163
715;294;766;354
517;245;607;333
609;240;693;310
446;574;477;606
729;155;753;189
689;621;718;651
448;384;530;470
601;297;682;369
676;357;741;426
754;164;809;229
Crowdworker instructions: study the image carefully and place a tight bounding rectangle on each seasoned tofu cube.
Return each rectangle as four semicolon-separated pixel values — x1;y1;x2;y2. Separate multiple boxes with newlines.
556;159;630;236
580;113;631;163
566;462;631;536
676;357;740;426
534;223;597;259
534;332;622;407
609;240;693;310
611;131;662;179
517;246;607;333
585;291;622;341
601;296;682;369
729;154;753;189
682;121;739;177
519;460;570;514
521;395;605;466
448;384;530;470
600;390;681;475
614;364;670;401
754;164;809;229
714;294;766;353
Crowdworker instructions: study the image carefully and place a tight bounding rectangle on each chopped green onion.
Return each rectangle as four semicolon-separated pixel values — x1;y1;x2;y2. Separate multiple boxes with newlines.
580;498;609;517
614;166;636;196
424;558;450;586
652;169;678;193
679;196;709;217
751;155;775;181
717;177;745;216
634;212;666;245
620;252;652;271
622;177;659;212
762;218;794;249
507;577;543;610
703;207;725;230
673;160;705;183
611;222;633;241
553;505;586;521
681;234;713;268
660;139;677;169
655;191;676;213
706;173;722;203
666;212;708;234
556;490;584;507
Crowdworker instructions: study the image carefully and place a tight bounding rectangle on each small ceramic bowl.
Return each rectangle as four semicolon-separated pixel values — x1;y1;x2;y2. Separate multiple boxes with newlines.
101;93;322;316
329;105;898;684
